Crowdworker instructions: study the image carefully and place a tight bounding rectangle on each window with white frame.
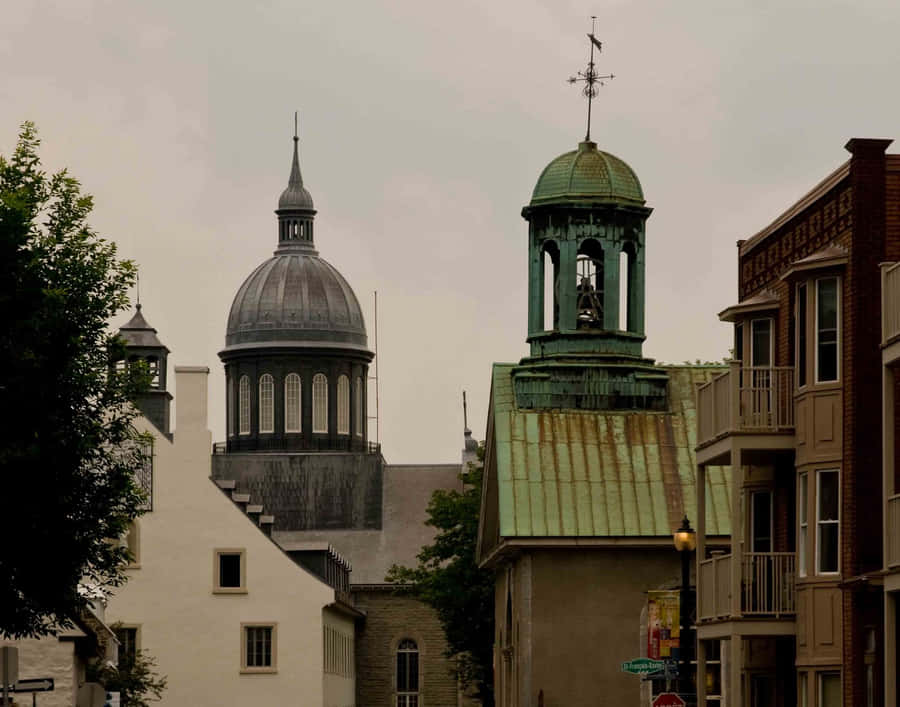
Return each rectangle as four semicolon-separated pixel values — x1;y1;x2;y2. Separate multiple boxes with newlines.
816;277;839;383
242;624;276;672
816;470;839;574
396;639;419;707
285;373;301;433
313;373;328;433
337;375;350;435
239;376;250;435
798;472;808;577
355;376;363;437
259;374;274;433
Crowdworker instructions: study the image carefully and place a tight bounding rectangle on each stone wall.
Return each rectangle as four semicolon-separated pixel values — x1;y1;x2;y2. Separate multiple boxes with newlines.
353;590;460;707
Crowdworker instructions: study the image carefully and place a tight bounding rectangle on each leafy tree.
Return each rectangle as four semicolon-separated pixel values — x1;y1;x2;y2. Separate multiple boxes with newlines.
0;122;147;637
387;445;495;706
88;640;168;707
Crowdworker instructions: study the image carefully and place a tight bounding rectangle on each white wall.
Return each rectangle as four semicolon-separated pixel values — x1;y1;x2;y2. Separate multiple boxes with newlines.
107;366;336;706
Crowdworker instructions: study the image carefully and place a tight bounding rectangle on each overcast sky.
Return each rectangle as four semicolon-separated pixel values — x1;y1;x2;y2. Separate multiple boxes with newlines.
3;0;899;463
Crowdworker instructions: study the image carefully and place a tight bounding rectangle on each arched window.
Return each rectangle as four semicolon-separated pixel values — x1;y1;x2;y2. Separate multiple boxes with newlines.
396;639;419;707
239;376;250;435
285;373;301;433
228;376;234;437
354;377;363;437
259;374;274;433
542;240;560;331
147;356;160;388
576;238;604;329
337;375;350;435
313;373;328;433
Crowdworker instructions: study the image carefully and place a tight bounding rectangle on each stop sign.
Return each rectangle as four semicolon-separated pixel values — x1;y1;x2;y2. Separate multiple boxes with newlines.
652;693;686;707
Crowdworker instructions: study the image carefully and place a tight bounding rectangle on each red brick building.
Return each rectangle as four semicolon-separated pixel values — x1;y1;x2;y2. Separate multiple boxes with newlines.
694;138;900;707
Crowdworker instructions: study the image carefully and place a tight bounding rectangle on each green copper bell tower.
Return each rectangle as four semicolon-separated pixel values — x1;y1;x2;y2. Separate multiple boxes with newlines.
513;139;668;411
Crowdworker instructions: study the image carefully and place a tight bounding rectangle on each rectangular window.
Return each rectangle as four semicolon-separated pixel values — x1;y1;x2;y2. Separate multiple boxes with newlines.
799;671;808;707
750;490;773;553
751;318;772;367
816;278;839;382
242;624;276;672
818;672;840;707
734;322;744;362
797;282;807;387
798;472;808;577
214;549;246;593
816;470;839;574
115;626;139;668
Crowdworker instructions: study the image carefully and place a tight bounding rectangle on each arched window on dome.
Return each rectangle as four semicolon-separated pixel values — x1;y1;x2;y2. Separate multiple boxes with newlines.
285;373;301;433
354;377;363;437
228;376;234;437
313;373;329;433
542;240;560;331
337;375;350;435
239;376;250;435
259;374;274;433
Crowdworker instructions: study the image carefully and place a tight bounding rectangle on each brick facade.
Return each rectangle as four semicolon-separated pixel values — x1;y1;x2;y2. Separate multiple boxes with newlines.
732;139;900;706
353;589;461;707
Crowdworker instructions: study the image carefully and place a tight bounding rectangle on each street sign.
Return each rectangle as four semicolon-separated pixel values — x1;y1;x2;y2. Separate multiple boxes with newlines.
9;678;54;692
621;657;665;675
652;692;686;707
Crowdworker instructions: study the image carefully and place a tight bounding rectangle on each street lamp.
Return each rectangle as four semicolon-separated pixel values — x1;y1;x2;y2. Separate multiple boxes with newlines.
673;515;696;701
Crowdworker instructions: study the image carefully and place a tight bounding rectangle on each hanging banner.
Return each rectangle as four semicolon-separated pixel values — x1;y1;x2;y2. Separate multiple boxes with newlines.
647;590;680;661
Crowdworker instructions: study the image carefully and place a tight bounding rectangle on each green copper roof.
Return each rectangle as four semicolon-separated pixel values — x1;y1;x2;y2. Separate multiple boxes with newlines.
530;141;644;207
488;363;731;538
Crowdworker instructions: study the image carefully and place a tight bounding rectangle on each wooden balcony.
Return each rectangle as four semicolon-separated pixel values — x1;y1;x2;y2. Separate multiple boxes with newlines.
696;363;795;464
699;552;797;621
888;494;900;570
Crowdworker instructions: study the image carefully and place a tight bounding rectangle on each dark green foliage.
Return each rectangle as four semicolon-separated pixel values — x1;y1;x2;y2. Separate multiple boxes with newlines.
386;445;494;706
88;641;168;707
0;122;148;637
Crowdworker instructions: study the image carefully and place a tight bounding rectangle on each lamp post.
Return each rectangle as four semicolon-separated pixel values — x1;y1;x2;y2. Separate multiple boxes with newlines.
673;515;696;702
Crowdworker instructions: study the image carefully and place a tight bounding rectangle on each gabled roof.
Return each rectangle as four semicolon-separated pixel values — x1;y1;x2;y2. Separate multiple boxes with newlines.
478;364;731;563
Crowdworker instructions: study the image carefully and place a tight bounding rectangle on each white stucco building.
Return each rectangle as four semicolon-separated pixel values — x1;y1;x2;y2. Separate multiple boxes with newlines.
107;308;358;707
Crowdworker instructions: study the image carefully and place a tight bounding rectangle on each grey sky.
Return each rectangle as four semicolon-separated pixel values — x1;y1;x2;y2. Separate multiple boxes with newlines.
3;0;898;463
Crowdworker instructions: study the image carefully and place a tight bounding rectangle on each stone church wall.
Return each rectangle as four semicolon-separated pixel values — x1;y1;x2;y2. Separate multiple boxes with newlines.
353;589;460;707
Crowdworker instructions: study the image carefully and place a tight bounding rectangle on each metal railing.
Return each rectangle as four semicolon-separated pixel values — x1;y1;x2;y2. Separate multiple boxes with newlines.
697;364;795;447
212;439;381;455
742;552;796;616
888;494;900;569
699;552;796;620
698;553;732;620
883;262;900;345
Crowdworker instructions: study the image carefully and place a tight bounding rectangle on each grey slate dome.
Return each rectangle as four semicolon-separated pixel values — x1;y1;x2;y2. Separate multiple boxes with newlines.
224;253;367;350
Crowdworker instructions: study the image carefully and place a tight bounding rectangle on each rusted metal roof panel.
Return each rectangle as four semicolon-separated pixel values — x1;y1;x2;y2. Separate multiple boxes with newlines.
491;363;732;538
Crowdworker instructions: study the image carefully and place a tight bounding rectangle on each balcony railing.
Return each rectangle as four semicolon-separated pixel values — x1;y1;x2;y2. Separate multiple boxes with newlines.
697;364;795;448
883;262;900;345
888;494;900;569
699;552;796;621
699;553;732;620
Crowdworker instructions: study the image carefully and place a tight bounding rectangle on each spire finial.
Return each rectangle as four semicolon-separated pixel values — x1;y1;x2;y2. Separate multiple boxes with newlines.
288;111;303;189
568;17;615;142
136;271;141;311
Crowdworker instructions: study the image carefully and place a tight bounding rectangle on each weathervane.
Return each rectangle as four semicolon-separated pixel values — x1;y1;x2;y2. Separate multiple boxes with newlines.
568;16;614;142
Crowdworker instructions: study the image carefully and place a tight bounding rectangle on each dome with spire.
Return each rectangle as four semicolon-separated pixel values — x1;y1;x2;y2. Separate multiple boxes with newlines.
221;131;370;354
529;140;644;207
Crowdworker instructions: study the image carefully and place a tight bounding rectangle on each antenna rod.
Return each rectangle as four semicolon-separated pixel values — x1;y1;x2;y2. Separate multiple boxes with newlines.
136;271;141;309
586;17;596;141
294;111;298;140
374;290;380;446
